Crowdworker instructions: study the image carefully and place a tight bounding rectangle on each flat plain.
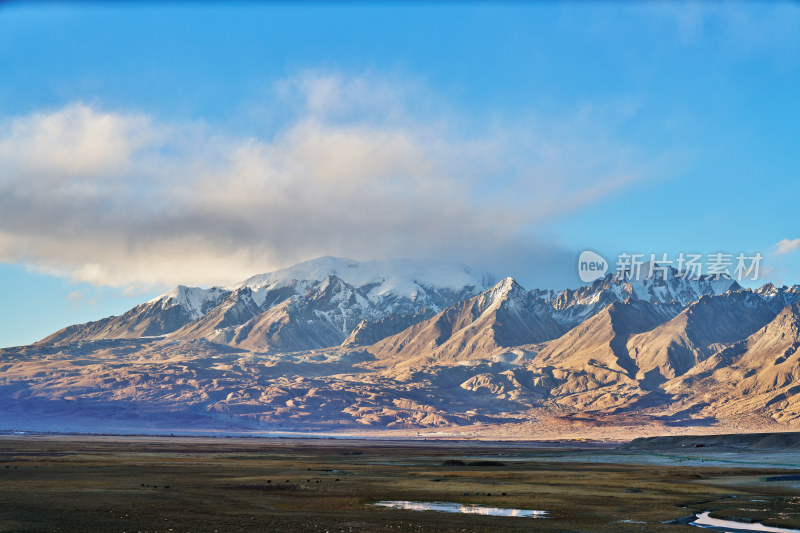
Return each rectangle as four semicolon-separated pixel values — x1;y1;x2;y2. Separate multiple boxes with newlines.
1;436;800;532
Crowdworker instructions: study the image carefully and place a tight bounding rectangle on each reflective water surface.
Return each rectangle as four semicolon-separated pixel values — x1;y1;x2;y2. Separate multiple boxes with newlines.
373;500;548;518
690;511;800;532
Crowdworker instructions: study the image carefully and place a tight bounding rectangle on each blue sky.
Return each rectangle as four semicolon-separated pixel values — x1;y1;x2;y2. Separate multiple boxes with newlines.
1;2;799;347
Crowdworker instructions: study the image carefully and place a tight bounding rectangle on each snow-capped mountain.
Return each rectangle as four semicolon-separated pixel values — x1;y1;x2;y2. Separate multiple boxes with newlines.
41;257;495;351
548;268;739;328
234;256;495;310
11;257;800;438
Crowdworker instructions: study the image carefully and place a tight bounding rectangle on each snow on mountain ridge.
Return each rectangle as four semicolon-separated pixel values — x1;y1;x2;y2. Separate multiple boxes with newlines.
147;257;495;324
150;285;227;320
152;258;743;323
544;266;740;330
234;256;495;299
580;266;738;306
482;277;527;309
144;260;743;337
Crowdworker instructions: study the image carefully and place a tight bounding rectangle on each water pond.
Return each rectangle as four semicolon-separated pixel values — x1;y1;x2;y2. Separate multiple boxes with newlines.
373;500;548;518
690;511;800;533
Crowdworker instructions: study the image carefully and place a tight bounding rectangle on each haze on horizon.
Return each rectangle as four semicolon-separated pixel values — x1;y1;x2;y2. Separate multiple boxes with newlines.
1;1;798;347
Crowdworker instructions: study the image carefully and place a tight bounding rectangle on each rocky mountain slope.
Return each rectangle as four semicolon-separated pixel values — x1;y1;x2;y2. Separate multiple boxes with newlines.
368;278;564;369
4;256;800;438
41;257;495;351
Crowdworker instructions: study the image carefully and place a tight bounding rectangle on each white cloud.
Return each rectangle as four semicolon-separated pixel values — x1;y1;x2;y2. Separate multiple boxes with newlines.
775;238;800;256
0;104;157;180
0;73;651;291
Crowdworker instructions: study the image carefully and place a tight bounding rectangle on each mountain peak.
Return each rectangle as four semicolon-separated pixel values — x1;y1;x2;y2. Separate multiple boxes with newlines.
233;256;494;295
152;285;227;319
496;276;522;293
480;277;526;308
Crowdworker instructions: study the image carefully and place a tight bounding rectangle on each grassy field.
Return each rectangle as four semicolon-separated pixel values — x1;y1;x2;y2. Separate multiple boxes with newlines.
1;436;799;532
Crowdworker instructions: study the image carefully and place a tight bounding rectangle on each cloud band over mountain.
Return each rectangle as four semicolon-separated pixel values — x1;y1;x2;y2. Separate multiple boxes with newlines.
0;73;649;291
